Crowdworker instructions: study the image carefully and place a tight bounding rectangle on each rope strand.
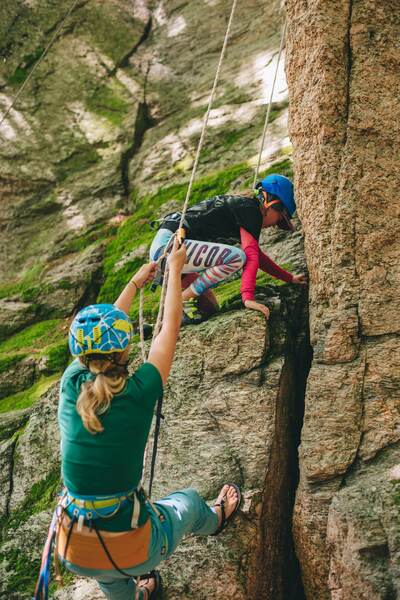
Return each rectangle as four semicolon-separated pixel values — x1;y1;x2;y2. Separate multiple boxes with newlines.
178;0;238;229
140;0;238;498
138;288;147;363
252;21;287;188
0;0;81;130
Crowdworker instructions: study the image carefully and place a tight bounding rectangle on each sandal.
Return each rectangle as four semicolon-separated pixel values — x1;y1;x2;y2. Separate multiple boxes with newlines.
210;483;242;536
137;570;162;599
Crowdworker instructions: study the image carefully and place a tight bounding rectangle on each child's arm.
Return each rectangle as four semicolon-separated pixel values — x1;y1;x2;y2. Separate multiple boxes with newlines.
240;228;270;318
258;250;293;282
259;250;307;285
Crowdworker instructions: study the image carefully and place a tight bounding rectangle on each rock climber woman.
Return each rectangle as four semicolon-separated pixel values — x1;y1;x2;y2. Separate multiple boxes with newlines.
149;173;307;325
52;239;241;600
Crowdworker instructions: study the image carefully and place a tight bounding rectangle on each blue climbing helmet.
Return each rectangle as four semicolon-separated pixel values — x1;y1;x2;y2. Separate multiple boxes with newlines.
257;173;296;231
69;304;133;357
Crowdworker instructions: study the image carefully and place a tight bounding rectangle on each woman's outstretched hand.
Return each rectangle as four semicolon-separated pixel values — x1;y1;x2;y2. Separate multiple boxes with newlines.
244;299;270;319
292;273;307;285
167;237;187;273
132;262;157;288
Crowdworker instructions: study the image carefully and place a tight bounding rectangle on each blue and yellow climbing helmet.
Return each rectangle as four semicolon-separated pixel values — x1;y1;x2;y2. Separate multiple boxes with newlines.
69;304;133;357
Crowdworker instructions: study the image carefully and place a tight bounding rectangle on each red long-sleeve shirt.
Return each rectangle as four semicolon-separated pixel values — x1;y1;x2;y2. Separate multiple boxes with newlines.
240;227;293;302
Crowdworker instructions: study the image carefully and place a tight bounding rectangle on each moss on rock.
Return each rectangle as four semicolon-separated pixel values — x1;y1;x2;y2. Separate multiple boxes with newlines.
56;145;101;182
43;341;69;374
0;354;27;375
0;468;61;597
86;83;130;127
0;375;59;414
0;265;44;302
6;46;45;85
79;2;145;65
6;467;61;533
0;319;64;355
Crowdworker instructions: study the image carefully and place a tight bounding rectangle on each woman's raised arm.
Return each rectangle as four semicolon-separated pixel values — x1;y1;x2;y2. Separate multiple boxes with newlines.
148;239;186;384
114;262;157;315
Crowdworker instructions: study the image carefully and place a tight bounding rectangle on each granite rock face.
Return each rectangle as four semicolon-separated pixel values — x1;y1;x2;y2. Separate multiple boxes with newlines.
285;1;400;598
0;2;305;598
1;287;310;599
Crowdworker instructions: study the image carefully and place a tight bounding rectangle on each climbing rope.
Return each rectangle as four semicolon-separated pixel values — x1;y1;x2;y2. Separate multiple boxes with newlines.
138;0;238;496
252;21;287;188
138;287;147;363
178;0;238;231
0;0;81;130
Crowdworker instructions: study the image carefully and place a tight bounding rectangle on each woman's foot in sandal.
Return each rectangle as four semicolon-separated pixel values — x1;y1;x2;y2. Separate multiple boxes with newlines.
211;483;241;536
137;571;160;599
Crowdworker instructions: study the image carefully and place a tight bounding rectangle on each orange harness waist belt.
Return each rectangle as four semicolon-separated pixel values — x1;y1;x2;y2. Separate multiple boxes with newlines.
58;514;152;570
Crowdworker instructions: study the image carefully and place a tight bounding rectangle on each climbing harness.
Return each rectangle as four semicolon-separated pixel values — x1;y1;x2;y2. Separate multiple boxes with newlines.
33;487;169;599
0;0;81;130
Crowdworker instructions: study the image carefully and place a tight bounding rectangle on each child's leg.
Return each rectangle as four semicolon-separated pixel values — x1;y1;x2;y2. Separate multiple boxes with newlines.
181;273;219;316
150;233;245;296
155;488;218;557
183;240;246;297
149;228;174;261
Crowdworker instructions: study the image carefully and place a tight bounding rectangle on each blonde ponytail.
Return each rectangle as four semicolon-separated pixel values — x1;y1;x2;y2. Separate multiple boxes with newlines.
76;357;127;434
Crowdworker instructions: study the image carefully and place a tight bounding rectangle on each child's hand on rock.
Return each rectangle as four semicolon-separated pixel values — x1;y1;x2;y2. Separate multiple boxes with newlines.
244;300;270;319
292;273;307;285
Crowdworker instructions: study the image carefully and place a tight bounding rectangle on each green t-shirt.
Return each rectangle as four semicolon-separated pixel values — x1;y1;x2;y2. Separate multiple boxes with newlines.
58;359;163;531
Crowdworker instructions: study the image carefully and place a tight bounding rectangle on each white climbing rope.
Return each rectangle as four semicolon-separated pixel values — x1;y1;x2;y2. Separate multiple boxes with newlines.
138;287;147;362
138;0;238;355
0;0;81;130
138;0;239;497
252;21;287;188
178;0;238;230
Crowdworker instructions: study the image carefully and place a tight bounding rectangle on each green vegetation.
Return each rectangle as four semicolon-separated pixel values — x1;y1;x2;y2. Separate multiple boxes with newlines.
0;319;64;355
0;320;67;405
0;467;61;596
215;268;291;312
7;47;44;85
56;145;101;181
86;83;130;126
0;547;40;597
62;222;118;255
0;375;59;413
0;353;26;375
7;467;61;532
45;341;69;373
81;4;144;64
0;263;43;301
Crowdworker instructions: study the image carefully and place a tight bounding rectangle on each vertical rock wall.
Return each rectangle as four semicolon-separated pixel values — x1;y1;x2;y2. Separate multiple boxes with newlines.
285;1;400;598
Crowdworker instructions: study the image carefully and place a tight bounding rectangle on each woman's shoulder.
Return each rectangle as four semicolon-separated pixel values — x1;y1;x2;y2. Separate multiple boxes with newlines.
125;362;163;397
60;358;90;394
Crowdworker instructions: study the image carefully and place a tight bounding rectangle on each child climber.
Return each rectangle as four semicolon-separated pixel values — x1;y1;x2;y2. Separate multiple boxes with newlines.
48;239;241;600
150;173;306;324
